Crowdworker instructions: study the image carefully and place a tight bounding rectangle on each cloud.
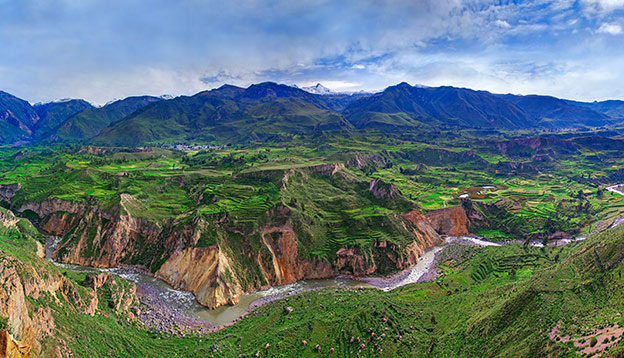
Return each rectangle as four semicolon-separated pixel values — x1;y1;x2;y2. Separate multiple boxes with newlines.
582;0;624;12
597;22;623;33
494;20;512;29
1;0;624;103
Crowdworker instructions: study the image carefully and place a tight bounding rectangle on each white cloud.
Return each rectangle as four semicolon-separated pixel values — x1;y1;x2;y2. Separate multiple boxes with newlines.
494;20;511;28
597;22;623;34
583;0;624;11
581;0;624;16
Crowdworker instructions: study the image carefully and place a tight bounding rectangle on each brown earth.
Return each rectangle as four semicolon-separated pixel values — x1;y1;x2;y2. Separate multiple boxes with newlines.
425;206;470;236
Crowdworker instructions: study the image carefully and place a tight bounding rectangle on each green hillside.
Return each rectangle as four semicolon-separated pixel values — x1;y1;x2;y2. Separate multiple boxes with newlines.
50;96;162;142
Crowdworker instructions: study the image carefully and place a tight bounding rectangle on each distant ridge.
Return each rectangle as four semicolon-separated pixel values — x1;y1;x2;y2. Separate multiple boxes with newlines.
0;82;621;146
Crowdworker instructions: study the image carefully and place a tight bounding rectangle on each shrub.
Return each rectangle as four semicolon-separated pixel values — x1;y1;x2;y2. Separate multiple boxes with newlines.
590;337;598;347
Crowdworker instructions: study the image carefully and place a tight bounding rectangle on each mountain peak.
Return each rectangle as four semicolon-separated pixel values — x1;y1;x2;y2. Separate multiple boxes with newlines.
301;83;333;95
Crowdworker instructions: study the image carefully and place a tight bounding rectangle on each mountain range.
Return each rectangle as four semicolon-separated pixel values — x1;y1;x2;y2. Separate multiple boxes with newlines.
1;82;623;146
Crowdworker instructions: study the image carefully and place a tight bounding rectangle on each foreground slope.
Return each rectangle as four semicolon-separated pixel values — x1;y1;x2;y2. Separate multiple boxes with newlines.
0;207;137;358
4;204;624;357
206;221;624;357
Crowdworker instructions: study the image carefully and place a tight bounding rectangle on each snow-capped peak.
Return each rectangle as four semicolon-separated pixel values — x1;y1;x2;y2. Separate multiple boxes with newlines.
104;98;119;106
160;94;174;100
301;83;333;95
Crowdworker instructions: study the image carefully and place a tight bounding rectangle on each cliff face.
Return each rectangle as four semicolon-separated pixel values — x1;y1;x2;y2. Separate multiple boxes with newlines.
0;257;36;352
0;248;63;357
0;183;21;203
22;197;195;270
369;178;401;199
425;206;470;236
23;203;446;310
0;329;30;358
155;215;442;308
0;206;139;357
156;246;244;309
259;226;333;283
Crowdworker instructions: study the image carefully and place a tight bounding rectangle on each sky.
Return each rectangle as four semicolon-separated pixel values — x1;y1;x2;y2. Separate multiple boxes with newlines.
1;0;624;104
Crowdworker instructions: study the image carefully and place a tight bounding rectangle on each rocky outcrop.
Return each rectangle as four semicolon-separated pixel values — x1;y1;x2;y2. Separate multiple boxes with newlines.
156;246;244;309
347;154;387;170
309;163;345;176
259;227;333;283
0;183;20;203
0;258;35;352
425;206;470;236
369;178;401;199
334;248;376;275
0;208;20;228
18;198;86;219
0;256;60;357
0;329;30;358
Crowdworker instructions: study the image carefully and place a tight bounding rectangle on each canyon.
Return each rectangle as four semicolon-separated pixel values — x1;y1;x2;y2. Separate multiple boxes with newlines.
8;169;471;309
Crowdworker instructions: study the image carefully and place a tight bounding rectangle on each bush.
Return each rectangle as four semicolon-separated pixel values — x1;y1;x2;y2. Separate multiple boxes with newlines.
590;337;598;347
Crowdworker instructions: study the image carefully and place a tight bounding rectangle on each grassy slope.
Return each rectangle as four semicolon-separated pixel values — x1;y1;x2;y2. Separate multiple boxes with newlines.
3;213;623;357
51;96;162;142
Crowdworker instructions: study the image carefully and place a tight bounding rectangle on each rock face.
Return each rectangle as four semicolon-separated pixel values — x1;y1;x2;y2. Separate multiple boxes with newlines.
156;246;244;309
259;226;333;283
0;183;21;203
334;248;377;275
0;258;35;352
23;197;195;270
425;206;470;236
0;329;30;358
347;154;387;170
369;178;401;199
0;255;62;357
401;210;442;255
156;216;441;308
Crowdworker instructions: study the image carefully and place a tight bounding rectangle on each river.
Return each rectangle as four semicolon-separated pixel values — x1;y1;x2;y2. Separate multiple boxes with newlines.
45;232;589;329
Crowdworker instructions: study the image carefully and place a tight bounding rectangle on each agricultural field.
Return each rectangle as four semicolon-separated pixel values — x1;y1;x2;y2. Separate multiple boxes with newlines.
0;132;622;241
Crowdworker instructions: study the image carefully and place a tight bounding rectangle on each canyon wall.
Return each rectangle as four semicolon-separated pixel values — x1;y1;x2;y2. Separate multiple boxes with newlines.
425;206;470;236
11;166;457;310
